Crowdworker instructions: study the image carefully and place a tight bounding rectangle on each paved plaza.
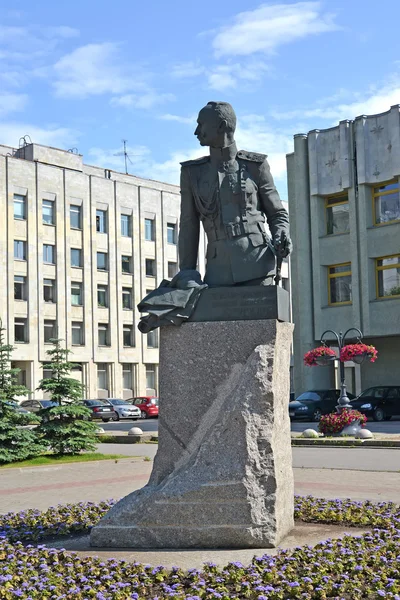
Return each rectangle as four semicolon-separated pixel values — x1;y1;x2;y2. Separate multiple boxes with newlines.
1;447;400;514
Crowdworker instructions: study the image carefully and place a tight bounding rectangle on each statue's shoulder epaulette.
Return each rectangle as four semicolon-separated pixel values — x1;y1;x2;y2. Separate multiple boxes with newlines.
180;155;209;167
237;149;267;162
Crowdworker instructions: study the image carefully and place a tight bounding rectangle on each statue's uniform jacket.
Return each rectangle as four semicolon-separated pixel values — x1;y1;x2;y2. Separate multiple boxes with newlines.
179;142;290;286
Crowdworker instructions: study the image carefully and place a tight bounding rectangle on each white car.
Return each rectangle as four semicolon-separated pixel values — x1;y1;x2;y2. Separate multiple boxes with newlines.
105;398;141;421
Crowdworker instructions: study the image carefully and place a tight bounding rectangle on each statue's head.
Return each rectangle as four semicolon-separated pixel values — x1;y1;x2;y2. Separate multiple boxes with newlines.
194;101;237;148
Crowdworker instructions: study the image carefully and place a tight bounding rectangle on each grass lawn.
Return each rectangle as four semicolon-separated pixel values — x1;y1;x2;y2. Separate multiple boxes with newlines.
0;452;132;469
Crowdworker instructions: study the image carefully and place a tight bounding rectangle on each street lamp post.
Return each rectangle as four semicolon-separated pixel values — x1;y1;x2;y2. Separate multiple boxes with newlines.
320;327;363;413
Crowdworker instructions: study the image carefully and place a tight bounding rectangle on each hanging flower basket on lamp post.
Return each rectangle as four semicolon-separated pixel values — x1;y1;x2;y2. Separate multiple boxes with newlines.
304;346;337;367
340;343;378;365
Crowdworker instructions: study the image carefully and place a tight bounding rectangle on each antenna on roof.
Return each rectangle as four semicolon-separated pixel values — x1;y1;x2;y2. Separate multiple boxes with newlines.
113;139;139;175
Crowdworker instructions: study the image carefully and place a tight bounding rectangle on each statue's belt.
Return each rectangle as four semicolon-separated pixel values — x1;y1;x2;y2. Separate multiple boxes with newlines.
206;220;266;242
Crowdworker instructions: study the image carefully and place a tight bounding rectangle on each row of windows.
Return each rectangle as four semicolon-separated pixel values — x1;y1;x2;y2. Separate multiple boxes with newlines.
13;241;175;277
328;254;400;305
325;179;400;236
13;195;178;244
13;319;159;348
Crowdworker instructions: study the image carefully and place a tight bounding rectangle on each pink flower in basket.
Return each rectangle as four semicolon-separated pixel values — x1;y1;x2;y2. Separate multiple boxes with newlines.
304;346;337;367
340;343;378;363
319;409;368;435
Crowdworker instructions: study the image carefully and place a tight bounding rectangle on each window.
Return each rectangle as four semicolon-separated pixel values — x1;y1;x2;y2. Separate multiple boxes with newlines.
123;325;134;347
376;255;400;299
328;263;352;305
14;240;26;260
121;214;131;237
147;329;159;348
71;282;83;306
72;322;84;345
373;179;400;226
121;255;132;273
43;244;55;264
98;324;110;346
168;261;178;278
97;252;108;271
14;276;26;300
97;284;108;308
70;204;82;229
146;364;157;394
14;319;28;343
97;363;108;390
96;209;107;233
146;259;156;277
122;287;132;309
326;194;349;235
43;279;56;303
44;320;57;343
14;194;26;220
145;218;155;241
167;223;177;244
42;200;55;225
122;364;133;390
71;248;82;267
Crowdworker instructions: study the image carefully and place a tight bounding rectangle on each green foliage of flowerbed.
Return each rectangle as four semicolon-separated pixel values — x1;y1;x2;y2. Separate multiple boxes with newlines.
1;496;400;598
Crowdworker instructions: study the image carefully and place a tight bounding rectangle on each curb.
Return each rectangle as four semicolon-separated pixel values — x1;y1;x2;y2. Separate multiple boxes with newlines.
292;438;400;448
97;433;158;444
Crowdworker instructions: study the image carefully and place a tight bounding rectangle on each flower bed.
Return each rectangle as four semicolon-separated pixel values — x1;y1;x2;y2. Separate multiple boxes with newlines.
1;497;400;598
319;409;368;435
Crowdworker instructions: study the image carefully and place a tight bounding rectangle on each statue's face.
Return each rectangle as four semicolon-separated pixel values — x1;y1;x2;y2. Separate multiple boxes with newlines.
194;107;221;147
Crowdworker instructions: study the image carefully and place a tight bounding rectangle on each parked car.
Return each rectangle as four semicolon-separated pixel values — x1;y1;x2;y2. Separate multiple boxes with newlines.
349;386;400;421
20;399;57;413
82;399;117;422
105;399;141;421
128;397;159;419
4;401;32;415
289;389;356;422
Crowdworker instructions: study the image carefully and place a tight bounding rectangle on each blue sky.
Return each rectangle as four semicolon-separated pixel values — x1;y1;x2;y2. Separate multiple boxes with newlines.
1;0;400;199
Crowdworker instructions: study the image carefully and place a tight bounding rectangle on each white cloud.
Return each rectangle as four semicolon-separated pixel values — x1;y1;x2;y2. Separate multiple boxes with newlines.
0;93;27;117
270;76;400;124
53;43;144;98
207;61;270;91
159;113;197;125
111;92;175;110
170;61;206;78
211;1;340;58
0;122;79;149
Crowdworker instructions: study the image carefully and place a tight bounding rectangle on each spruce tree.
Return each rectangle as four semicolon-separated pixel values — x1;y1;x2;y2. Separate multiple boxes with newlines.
0;320;45;464
36;338;98;455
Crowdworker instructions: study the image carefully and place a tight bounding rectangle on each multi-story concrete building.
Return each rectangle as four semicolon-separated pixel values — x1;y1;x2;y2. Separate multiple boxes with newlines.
287;105;400;396
0;141;207;399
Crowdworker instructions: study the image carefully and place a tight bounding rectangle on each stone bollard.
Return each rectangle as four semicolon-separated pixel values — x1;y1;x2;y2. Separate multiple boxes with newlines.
128;427;143;443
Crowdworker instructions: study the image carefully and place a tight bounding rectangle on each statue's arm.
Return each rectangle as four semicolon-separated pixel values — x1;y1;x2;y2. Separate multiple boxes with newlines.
258;159;291;256
178;166;200;271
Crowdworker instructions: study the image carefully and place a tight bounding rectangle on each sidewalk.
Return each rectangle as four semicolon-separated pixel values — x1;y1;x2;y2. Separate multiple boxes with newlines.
1;456;400;514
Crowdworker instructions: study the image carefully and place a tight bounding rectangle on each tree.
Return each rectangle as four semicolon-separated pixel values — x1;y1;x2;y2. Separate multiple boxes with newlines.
0;320;45;464
36;338;98;455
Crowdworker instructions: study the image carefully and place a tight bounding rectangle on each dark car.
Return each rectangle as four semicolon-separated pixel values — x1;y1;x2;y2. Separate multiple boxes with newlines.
289;389;356;422
82;399;117;422
350;386;400;421
20;399;57;413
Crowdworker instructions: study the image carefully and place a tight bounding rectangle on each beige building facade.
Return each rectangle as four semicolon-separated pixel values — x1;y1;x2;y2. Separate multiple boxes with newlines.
0;141;206;400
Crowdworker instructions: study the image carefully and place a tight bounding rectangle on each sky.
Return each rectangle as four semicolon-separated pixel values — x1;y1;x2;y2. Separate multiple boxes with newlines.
1;0;400;199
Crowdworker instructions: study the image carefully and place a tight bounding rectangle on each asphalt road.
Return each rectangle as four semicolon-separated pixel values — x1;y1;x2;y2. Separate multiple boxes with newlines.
102;418;400;435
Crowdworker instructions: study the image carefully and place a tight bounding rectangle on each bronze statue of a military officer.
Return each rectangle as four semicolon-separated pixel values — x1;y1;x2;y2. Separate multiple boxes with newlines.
179;101;291;287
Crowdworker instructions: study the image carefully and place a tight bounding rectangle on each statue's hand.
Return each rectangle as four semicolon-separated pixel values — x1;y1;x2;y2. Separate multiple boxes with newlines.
273;231;292;258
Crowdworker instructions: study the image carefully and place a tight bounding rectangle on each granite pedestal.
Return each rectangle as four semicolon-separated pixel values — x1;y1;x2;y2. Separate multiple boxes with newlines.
91;317;294;549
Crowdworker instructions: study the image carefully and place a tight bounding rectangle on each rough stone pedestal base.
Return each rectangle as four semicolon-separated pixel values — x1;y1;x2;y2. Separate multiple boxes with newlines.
91;320;294;549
